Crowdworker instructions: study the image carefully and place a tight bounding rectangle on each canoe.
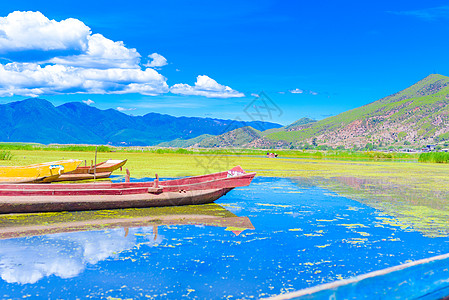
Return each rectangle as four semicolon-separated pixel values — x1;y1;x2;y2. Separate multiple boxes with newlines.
53;171;112;182
69;159;127;174
0;203;255;240
0;159;82;183
0;166;255;213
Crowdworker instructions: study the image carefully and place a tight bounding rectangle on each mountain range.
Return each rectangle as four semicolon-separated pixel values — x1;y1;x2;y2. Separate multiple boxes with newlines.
176;74;449;149
2;74;448;149
0;98;282;146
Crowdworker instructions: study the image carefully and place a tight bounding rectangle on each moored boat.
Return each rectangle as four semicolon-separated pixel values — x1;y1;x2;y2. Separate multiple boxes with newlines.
69;159;127;174
0;159;82;183
0;166;255;213
53;171;112;182
54;159;126;181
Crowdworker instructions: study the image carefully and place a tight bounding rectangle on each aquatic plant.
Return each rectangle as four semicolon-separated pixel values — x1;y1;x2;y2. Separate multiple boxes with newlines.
418;152;449;163
0;150;12;160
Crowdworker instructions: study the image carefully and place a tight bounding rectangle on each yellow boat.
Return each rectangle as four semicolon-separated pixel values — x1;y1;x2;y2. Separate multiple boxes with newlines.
0;159;82;183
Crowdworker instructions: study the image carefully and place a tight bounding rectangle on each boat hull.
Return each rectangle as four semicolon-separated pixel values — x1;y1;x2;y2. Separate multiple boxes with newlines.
0;160;82;183
0;188;232;214
55;171;112;182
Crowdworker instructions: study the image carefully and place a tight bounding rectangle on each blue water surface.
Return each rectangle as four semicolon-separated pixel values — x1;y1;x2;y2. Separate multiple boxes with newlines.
0;177;447;299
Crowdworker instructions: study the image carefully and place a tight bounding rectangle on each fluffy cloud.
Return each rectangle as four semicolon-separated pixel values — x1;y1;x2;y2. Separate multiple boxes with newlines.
0;11;90;52
145;53;168;68
0;11;243;99
82;99;94;105
171;75;244;98
0;62;169;97
50;33;141;69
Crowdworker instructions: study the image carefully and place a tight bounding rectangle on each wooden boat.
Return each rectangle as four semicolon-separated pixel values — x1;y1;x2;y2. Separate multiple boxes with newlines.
0;203;255;240
54;159;126;181
0;166;255;213
69;159;127;174
0;159;82;183
54;171;112;182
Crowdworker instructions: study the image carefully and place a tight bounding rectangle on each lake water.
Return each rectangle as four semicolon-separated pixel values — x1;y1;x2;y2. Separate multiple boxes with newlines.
0;177;448;299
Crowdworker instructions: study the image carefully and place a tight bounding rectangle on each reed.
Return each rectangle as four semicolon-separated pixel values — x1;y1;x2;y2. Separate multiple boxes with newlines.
418;152;449;163
0;150;12;160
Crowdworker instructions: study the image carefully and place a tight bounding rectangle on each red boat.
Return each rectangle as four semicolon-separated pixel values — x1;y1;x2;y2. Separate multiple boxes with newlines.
0;166;255;214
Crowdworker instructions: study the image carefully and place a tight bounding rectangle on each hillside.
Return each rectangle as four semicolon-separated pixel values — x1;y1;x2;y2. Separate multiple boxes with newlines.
264;74;449;148
0;99;282;146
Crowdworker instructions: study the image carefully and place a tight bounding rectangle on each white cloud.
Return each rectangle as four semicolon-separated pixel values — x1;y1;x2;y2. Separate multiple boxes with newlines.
170;75;244;98
82;99;94;105
117;107;136;111
290;88;303;94
0;62;169;96
0;11;90;52
50;33;141;69
144;53;168;68
289;88;318;95
251;93;259;97
0;11;241;99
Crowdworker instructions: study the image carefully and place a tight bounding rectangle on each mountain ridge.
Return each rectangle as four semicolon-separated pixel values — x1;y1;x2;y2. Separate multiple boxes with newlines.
0;98;283;146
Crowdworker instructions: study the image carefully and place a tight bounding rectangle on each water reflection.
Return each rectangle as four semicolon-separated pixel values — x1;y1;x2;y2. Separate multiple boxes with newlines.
0;204;254;284
291;176;449;237
0;177;448;299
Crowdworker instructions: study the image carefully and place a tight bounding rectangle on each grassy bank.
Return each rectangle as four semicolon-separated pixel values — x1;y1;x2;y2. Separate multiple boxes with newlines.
0;143;418;161
1;149;444;182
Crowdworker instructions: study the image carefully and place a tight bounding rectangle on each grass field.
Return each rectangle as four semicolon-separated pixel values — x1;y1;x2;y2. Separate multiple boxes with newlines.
2;149;446;184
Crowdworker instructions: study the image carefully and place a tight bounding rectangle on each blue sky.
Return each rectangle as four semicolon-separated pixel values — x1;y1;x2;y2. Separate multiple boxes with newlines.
0;1;448;125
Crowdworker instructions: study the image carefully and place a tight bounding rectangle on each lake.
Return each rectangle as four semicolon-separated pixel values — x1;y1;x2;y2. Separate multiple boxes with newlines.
0;176;448;299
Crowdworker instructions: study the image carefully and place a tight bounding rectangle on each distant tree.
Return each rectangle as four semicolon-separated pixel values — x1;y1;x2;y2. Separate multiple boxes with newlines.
365;143;374;151
404;141;411;146
312;137;318;147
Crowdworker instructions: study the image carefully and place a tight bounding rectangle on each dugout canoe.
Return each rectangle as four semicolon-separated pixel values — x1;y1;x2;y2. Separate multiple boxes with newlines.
0;159;82;183
53;171;112;182
0;166;255;213
69;159;127;174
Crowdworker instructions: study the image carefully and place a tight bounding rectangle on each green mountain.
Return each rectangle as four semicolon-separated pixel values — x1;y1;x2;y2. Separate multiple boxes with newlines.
284;117;316;130
158;134;214;147
162;126;263;148
264;74;449;148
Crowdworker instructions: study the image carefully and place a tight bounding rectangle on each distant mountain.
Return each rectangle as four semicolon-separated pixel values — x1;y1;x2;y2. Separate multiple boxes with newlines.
0;98;283;146
171;74;449;149
263;74;449;148
284;117;316;130
158;134;214;148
